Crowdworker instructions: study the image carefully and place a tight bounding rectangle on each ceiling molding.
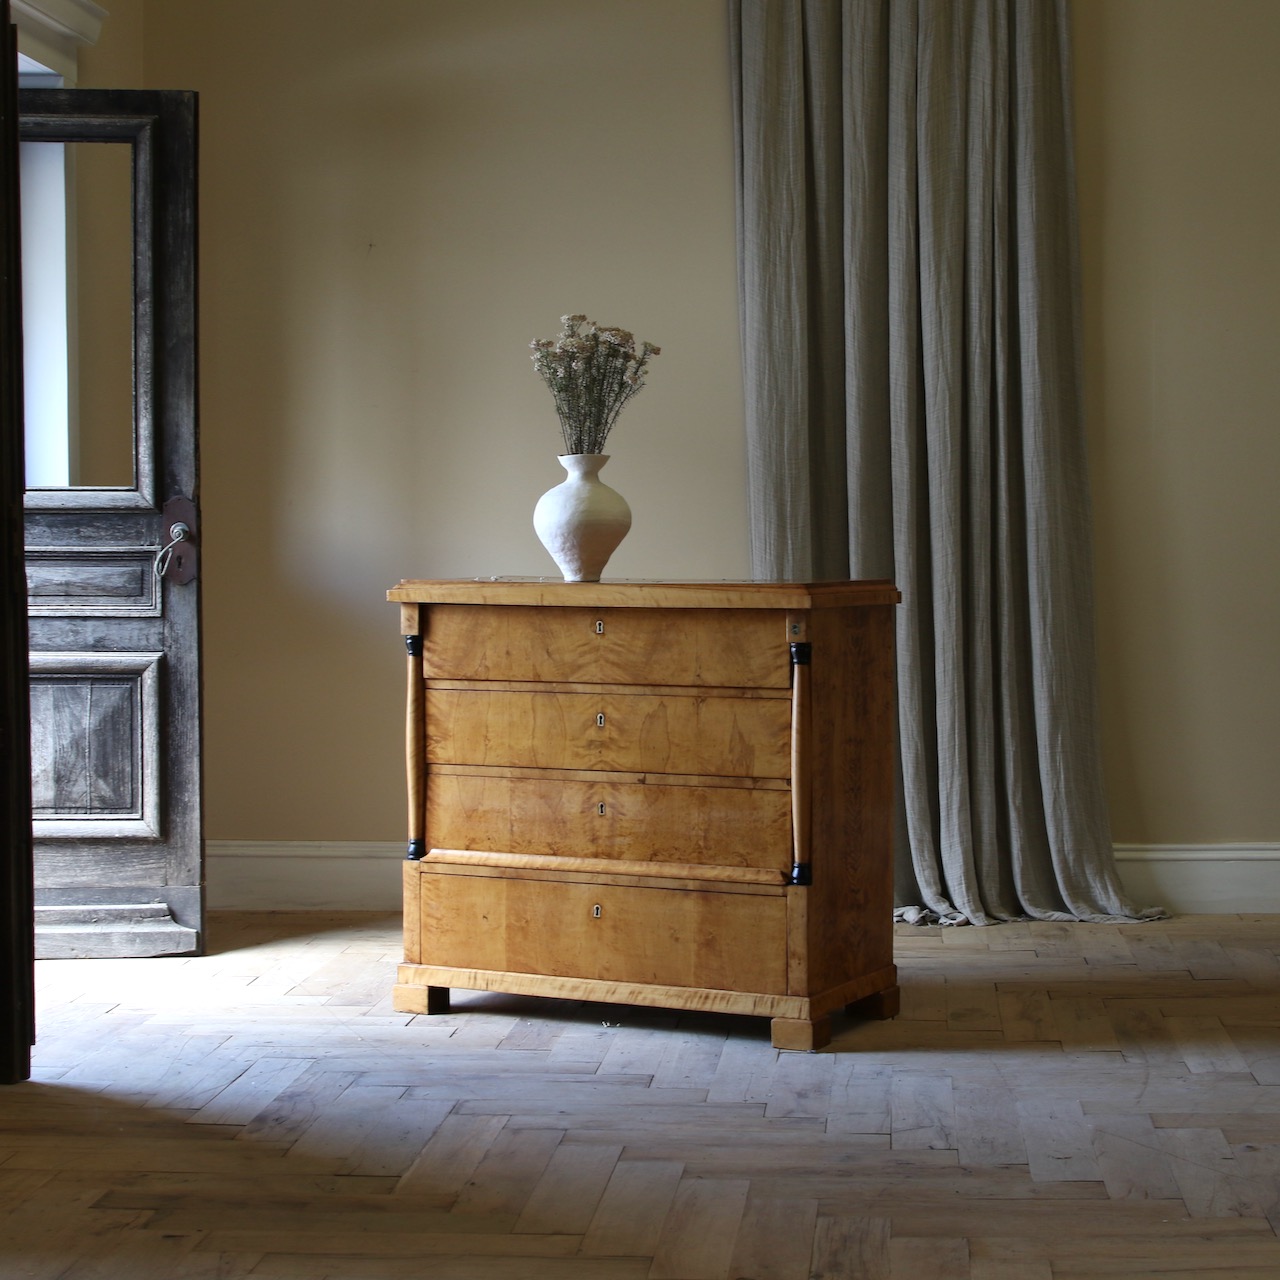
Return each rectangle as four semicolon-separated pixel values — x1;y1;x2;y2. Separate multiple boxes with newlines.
12;0;106;83
12;0;106;47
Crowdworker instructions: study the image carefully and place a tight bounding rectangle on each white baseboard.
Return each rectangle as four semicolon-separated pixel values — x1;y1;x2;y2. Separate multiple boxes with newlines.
206;841;405;911
207;840;1280;916
1115;844;1280;914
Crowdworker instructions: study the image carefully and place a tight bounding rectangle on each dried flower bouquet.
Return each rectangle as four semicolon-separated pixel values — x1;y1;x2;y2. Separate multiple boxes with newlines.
530;314;661;456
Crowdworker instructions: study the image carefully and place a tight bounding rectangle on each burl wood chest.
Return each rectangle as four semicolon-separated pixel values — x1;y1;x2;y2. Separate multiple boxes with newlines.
387;579;899;1050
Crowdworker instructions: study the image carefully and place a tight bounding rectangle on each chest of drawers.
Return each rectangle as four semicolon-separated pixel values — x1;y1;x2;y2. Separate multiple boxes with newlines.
386;579;899;1050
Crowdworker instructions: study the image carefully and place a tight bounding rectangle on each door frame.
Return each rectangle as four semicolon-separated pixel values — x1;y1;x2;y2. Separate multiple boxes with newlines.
2;0;35;1085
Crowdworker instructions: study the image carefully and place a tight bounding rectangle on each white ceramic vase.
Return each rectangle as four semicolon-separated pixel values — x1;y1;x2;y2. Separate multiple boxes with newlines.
533;454;631;583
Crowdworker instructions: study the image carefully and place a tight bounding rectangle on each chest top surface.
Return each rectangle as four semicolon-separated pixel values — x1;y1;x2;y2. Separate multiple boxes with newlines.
387;578;900;610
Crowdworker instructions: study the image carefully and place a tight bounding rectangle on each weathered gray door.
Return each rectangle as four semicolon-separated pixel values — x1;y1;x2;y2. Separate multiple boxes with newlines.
20;89;201;959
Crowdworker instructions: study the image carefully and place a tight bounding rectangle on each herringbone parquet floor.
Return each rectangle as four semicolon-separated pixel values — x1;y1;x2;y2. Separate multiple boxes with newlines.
1;911;1278;1279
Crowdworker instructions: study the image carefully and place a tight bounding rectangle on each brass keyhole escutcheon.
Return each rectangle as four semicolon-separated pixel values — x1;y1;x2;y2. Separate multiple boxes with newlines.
592;904;602;919
597;802;606;816
595;620;605;634
596;712;606;728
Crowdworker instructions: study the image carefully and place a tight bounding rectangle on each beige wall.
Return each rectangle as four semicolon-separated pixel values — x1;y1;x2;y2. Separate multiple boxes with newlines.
1075;0;1280;844
78;3;1278;859
77;0;142;84
85;0;749;843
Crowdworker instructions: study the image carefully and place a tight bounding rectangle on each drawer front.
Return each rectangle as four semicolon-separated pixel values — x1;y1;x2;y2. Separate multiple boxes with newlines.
420;870;788;994
426;689;792;778
424;605;789;689
427;772;792;872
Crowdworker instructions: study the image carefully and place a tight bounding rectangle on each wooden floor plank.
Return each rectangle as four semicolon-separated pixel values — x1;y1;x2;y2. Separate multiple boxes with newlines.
724;1167;1104;1205
1157;1126;1273;1220
810;1215;891;1280
968;1259;1053;1280
976;1230;1280;1265
198;1228;583;1257
234;1063;359;1147
56;1228;251;1280
827;1061;893;1136
762;1050;835;1118
1052;994;1123;1053
889;1235;970;1279
1086;1114;1183;1201
393;1113;508;1199
726;1193;818;1280
647;1176;750;1280
251;1258;652;1279
649;1026;729;1092
450;1126;565;1217
1016;1096;1103;1183
96;1189;512;1235
997;988;1060;1042
704;1035;768;1105
341;1096;453;1177
579;1158;685;1258
512;1141;622;1235
946;980;1003;1032
186;1056;318;1127
889;1070;956;1151
954;1079;1029;1166
1166;1015;1254;1074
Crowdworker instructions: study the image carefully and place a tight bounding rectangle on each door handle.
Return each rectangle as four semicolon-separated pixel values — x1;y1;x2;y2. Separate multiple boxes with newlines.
154;496;199;585
154;522;190;579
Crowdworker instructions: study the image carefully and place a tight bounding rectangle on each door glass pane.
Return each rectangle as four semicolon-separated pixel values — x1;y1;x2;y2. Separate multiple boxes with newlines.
21;139;134;490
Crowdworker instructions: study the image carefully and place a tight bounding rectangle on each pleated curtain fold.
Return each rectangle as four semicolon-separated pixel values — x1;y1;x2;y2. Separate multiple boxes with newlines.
730;0;1162;923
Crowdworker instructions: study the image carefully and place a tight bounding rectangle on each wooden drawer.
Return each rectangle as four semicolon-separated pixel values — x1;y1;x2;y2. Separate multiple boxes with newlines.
426;769;792;871
424;605;790;688
426;688;792;778
419;867;789;994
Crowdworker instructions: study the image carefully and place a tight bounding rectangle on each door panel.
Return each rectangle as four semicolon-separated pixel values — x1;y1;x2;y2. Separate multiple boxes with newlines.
29;650;162;836
20;89;200;959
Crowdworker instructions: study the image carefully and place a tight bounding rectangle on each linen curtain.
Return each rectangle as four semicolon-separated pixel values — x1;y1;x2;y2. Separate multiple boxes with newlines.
730;0;1161;923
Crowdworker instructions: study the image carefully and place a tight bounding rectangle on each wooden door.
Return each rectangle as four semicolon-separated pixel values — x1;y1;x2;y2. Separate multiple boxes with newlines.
2;0;35;1081
20;89;201;959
